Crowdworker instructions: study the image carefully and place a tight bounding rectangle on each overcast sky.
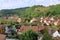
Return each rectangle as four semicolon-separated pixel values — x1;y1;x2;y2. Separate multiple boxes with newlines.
0;0;60;10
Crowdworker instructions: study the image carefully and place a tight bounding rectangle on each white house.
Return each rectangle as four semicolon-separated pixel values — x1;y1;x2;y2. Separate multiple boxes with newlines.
17;18;22;23
50;17;54;21
30;18;39;23
52;31;60;37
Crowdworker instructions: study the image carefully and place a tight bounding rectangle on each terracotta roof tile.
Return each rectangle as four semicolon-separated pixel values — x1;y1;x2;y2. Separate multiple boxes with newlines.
17;25;44;32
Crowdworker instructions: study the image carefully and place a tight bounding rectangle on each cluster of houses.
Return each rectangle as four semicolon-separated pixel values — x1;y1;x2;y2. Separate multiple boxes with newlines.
0;16;60;40
2;16;60;26
30;16;60;26
2;16;22;23
30;16;60;38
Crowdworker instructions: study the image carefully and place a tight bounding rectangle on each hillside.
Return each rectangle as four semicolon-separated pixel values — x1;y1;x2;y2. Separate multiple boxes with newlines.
0;4;60;19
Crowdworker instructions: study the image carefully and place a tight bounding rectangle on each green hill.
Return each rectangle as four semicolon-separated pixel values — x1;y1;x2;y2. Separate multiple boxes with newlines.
0;4;60;18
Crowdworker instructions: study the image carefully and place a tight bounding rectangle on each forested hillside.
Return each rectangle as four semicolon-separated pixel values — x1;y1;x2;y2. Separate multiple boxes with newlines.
0;4;60;19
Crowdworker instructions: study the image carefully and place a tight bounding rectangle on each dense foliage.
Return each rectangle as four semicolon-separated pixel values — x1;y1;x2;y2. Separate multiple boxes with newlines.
42;32;52;40
18;29;38;40
42;27;52;40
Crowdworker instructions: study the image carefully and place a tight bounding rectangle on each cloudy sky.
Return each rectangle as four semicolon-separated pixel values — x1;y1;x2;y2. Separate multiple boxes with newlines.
0;0;60;9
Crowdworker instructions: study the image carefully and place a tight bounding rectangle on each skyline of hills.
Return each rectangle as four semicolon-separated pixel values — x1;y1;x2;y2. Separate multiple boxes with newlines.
0;4;60;18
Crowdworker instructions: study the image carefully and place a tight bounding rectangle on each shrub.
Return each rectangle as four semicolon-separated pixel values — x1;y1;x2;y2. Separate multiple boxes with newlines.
42;32;52;40
18;29;38;40
42;27;52;40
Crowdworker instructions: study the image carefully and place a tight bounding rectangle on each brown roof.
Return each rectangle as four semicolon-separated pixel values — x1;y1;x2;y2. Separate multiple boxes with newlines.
17;25;44;32
0;34;6;40
31;18;39;22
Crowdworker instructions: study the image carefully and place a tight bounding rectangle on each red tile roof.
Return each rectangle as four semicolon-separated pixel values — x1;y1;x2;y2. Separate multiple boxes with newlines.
17;25;44;32
0;34;6;40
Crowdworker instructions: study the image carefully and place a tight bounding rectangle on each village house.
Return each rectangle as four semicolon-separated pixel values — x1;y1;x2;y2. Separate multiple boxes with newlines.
52;27;60;37
17;25;44;34
40;16;60;26
17;18;22;23
53;20;58;26
2;16;8;19
40;17;51;26
50;17;55;21
40;17;44;23
7;16;18;21
30;18;39;23
43;19;50;25
53;19;60;26
52;30;60;37
2;16;22;23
